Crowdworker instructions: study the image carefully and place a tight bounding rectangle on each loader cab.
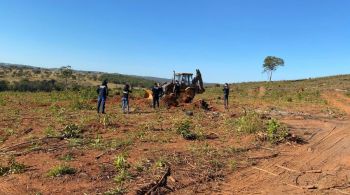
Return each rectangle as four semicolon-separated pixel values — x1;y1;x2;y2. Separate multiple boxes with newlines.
174;73;193;86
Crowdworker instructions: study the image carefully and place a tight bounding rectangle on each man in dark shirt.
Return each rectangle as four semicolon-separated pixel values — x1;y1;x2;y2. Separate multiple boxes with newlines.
152;83;163;109
122;84;132;114
173;80;181;98
223;83;230;109
97;80;108;114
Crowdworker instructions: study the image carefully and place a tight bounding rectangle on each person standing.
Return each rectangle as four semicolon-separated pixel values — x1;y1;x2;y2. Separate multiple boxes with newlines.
97;80;108;114
173;80;181;98
152;83;162;109
122;84;132;114
223;83;230;109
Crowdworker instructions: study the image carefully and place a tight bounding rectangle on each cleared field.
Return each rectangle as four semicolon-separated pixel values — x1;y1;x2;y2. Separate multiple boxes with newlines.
0;75;350;194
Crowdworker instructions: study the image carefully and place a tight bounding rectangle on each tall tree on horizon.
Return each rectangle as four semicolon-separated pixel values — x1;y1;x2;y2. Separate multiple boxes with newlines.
263;56;285;81
60;65;73;88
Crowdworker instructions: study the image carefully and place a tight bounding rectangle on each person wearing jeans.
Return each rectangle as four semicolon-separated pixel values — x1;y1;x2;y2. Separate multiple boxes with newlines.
152;83;163;109
173;80;181;98
122;84;132;114
97;80;108;114
223;83;230;109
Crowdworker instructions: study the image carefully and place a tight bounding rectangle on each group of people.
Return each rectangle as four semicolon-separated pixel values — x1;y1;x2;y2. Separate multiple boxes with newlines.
96;81;167;114
96;80;231;114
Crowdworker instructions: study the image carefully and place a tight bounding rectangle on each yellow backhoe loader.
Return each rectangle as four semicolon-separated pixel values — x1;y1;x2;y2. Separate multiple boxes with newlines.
145;69;205;106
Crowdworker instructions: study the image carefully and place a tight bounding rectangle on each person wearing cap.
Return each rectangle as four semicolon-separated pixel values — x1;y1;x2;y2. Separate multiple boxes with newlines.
173;80;181;98
122;84;132;114
97;80;109;114
223;83;230;109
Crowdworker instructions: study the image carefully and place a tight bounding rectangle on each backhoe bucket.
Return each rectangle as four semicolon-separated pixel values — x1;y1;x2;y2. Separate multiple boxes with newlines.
144;89;153;99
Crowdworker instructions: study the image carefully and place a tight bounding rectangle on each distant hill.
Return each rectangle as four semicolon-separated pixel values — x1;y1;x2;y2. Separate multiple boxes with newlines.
0;62;218;88
0;62;168;88
137;76;171;84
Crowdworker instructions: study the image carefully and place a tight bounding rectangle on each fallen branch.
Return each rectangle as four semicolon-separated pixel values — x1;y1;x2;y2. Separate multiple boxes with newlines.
22;128;33;135
304;185;318;190
253;167;307;190
252;166;278;176
320;184;350;191
146;166;172;195
0;144;68;157
0;136;63;152
304;170;322;174
276;165;299;173
137;166;173;195
96;151;109;159
276;165;322;174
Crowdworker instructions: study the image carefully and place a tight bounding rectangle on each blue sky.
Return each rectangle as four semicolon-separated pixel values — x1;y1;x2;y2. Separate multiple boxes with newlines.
0;0;349;83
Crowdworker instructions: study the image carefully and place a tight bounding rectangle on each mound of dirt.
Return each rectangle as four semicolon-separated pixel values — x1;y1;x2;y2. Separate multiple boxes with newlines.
193;99;211;110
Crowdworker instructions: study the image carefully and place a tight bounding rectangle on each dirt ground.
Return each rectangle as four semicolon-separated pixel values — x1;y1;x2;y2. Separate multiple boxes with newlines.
0;90;349;195
217;92;350;195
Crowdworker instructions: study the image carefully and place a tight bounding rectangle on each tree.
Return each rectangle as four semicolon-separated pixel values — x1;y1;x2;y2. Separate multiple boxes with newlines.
0;80;9;91
60;66;73;88
263;56;285;81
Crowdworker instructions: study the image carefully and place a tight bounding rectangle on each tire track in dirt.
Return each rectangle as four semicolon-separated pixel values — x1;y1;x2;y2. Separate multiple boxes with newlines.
324;92;350;115
219;92;350;194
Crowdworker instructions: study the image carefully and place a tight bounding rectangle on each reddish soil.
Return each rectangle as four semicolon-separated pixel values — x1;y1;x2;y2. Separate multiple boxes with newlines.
1;91;350;195
217;92;350;194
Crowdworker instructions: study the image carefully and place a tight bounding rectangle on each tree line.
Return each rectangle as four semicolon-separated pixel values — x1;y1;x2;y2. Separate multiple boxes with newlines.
0;79;66;92
99;73;155;88
1;56;286;92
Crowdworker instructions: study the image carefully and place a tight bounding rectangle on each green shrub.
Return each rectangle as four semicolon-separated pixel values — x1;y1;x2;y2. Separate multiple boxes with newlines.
79;88;97;100
12;79;64;92
114;155;130;170
113;155;131;185
174;120;197;140
0;80;9;91
71;99;93;110
90;135;105;149
61;124;82;138
155;157;167;168
228;159;237;171
44;127;59;137
266;119;288;144
235;112;264;134
114;169;131;184
47;165;76;177
235;112;289;144
0;158;26;176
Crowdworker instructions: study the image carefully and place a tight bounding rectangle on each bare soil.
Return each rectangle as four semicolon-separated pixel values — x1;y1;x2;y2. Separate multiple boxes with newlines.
217;92;350;194
0;91;349;195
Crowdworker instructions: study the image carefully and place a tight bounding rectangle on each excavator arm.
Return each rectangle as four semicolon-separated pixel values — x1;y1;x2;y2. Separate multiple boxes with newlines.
193;69;205;94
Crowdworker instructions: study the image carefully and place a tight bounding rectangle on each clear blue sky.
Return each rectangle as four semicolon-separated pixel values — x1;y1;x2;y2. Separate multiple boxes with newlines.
0;0;349;83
